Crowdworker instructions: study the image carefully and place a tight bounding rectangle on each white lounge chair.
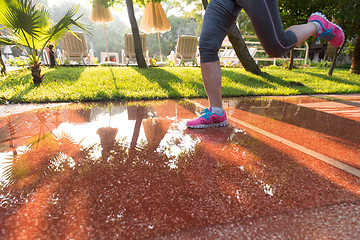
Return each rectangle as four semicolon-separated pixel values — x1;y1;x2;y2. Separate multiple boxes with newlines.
61;32;90;64
122;33;149;65
220;46;257;66
172;35;198;66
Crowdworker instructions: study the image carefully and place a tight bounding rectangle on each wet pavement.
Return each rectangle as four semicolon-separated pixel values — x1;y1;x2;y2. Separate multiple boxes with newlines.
0;94;359;239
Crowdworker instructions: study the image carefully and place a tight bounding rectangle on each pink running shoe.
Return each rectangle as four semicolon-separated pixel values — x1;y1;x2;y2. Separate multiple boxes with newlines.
186;107;229;128
308;12;344;47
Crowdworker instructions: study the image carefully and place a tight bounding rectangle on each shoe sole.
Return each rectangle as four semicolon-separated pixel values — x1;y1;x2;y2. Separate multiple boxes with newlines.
186;120;229;129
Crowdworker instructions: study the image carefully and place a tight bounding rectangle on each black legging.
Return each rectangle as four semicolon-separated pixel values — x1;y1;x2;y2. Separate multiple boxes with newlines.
199;0;298;63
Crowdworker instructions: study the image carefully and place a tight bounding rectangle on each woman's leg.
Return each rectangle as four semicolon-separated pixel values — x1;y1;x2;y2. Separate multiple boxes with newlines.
187;0;241;128
238;0;298;57
201;61;223;108
199;0;241;109
286;23;318;46
239;0;343;56
287;13;344;48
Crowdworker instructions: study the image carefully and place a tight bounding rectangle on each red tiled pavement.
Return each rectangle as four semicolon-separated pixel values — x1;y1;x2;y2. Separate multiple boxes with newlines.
0;95;359;239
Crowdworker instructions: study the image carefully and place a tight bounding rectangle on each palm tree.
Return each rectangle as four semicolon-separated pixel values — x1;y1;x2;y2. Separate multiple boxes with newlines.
0;0;88;85
125;0;148;68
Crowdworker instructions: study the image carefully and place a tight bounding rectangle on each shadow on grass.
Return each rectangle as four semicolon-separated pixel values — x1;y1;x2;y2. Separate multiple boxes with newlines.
259;72;313;91
43;66;86;84
109;67;120;92
222;69;277;89
108;68;126;100
133;67;206;98
10;85;36;103
300;70;360;86
0;69;38;103
222;69;312;96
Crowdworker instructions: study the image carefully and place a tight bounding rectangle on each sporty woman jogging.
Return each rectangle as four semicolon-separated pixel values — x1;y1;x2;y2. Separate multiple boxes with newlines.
186;0;344;129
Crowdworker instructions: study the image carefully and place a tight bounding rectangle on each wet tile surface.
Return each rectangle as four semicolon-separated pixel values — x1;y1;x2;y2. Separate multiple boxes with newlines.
0;95;359;239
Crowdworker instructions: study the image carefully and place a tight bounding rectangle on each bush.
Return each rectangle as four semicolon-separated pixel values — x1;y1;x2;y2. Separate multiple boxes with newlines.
309;60;332;68
92;57;99;65
336;63;351;69
150;58;157;66
7;57;29;67
166;60;175;67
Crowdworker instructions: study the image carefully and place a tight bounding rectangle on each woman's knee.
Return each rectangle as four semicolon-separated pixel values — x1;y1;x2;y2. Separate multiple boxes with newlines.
263;44;287;58
261;31;297;57
199;41;220;63
199;34;223;63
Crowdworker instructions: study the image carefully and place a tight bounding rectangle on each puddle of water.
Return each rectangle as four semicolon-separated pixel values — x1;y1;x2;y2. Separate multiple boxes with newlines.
0;98;359;239
225;96;360;145
0;101;199;182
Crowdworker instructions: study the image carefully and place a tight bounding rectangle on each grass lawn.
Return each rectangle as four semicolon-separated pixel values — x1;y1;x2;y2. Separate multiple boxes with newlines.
1;66;360;103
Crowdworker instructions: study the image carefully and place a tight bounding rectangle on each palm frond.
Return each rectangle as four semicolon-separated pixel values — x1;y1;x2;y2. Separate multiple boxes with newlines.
2;154;17;186
42;4;89;45
0;0;88;77
0;0;47;38
0;116;22;144
53;131;77;144
0;1;88;53
0;36;16;45
0;0;53;61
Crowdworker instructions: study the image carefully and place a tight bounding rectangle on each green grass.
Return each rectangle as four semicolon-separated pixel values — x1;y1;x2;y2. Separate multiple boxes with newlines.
1;66;359;103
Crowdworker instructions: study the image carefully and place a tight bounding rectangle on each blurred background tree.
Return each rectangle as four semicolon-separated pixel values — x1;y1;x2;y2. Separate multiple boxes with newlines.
331;0;360;74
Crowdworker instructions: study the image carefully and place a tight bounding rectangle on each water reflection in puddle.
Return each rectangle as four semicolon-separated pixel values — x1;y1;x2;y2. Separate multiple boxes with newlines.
0;101;199;182
0;98;359;239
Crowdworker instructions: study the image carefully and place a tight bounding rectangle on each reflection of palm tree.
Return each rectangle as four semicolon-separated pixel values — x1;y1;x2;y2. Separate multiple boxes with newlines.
4;132;82;183
7;117;17;156
34;112;51;147
1;112;83;185
0;117;20;156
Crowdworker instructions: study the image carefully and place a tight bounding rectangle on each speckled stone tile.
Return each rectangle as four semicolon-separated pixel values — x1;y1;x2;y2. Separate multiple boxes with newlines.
158;201;360;239
0;96;359;239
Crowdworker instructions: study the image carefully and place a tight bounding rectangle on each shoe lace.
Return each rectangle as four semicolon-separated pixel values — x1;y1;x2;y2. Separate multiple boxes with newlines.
199;108;212;120
318;27;334;41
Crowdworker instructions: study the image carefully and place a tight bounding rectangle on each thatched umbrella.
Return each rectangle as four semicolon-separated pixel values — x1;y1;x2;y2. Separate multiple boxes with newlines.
140;0;171;61
89;3;114;62
142;118;170;152
96;106;118;159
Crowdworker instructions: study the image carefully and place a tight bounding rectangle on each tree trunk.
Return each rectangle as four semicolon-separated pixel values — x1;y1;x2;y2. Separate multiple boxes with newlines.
327;42;346;76
327;47;338;76
202;0;208;8
126;0;147;68
227;25;261;74
31;63;42;85
0;46;6;75
287;50;294;70
202;0;261;75
128;106;146;159
350;35;360;74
